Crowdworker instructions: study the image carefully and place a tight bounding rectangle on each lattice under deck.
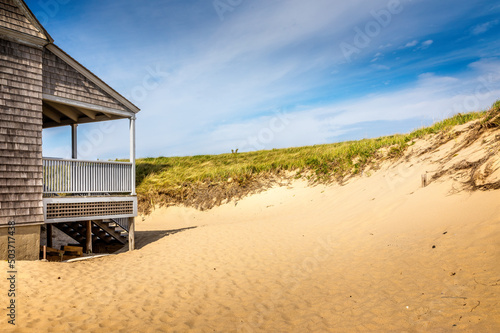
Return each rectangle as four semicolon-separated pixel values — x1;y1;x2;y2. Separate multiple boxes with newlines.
46;201;134;219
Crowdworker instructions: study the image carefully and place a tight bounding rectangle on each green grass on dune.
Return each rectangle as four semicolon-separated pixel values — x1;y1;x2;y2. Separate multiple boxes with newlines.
135;107;494;213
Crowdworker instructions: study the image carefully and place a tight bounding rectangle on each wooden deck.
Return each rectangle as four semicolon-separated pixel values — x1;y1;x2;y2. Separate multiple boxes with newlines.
42;157;137;224
43;196;137;224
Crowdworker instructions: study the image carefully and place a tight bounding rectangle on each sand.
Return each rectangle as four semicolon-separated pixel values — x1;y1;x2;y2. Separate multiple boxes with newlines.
1;125;500;332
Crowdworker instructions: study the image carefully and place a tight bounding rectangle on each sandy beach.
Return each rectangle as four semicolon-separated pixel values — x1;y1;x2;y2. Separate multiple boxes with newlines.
2;124;500;332
2;1;500;332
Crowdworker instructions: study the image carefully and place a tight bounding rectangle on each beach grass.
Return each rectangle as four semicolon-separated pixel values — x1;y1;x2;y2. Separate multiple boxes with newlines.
138;112;483;185
134;102;500;213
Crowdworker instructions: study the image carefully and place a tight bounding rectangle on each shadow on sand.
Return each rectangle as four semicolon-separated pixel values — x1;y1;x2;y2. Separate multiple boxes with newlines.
116;227;197;253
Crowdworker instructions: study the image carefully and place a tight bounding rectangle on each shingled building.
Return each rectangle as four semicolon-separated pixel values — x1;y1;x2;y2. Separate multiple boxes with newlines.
0;0;140;260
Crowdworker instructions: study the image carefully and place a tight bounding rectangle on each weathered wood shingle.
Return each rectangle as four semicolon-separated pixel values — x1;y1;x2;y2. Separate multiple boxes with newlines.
0;0;45;39
0;38;44;226
43;49;128;111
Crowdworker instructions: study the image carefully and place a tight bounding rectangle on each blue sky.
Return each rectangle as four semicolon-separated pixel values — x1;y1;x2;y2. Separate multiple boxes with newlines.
28;0;500;159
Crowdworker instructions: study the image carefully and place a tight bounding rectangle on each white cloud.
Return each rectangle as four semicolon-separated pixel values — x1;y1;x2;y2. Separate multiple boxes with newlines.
420;40;434;48
402;39;433;50
41;0;500;159
404;40;419;48
472;20;499;35
174;58;500;154
303;60;500;130
378;43;392;49
371;64;390;70
371;52;384;62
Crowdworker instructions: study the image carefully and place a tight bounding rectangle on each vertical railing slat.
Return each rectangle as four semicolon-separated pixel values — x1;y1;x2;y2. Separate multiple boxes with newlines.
42;158;133;195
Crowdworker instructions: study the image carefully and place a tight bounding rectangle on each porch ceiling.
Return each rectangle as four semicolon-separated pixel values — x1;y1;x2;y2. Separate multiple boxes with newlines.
42;94;135;129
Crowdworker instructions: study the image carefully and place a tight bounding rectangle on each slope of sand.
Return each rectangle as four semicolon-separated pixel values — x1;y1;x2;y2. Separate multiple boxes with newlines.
2;125;500;332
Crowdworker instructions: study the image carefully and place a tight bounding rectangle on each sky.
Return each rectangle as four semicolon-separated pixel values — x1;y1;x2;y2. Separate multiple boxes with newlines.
26;0;500;159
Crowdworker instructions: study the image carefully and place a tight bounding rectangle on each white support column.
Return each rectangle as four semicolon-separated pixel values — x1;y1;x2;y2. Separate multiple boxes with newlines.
129;117;136;195
71;124;78;159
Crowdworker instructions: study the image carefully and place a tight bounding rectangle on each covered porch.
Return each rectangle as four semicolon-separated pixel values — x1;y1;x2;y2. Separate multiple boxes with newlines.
41;87;139;253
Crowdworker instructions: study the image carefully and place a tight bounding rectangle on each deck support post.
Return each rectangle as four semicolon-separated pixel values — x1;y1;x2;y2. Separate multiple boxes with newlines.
129;117;136;195
71;124;78;159
86;221;92;254
46;224;53;248
129;116;136;252
128;217;135;251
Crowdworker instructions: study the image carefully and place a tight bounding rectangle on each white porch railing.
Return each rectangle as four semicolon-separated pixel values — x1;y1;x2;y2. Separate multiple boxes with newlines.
43;158;134;194
114;217;131;231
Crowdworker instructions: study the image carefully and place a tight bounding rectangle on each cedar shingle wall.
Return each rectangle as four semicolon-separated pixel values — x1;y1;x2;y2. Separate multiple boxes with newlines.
43;49;127;111
0;0;45;39
0;38;44;226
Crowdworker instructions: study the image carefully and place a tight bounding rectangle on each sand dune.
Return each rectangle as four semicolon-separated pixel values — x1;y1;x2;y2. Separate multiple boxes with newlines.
1;123;500;332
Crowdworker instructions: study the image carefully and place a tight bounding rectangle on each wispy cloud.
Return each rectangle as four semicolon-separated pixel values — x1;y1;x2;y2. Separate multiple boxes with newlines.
401;39;433;50
371;64;391;71
112;57;500;156
420;40;434;49
198;61;500;153
35;0;500;158
404;40;419;48
472;20;499;35
371;52;384;62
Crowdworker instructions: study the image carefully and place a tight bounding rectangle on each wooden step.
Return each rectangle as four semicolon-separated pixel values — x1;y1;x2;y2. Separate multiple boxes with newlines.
55;224;85;244
92;220;128;245
53;220;128;249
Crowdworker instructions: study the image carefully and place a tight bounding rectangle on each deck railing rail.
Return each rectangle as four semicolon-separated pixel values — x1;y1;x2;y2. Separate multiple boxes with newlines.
43;158;133;194
113;217;130;232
